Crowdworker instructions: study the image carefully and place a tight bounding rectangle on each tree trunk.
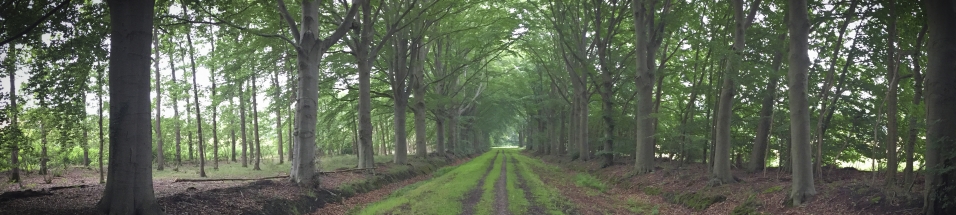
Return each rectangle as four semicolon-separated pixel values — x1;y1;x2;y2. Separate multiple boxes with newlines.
436;117;446;153
274;70;283;164
412;44;428;157
252;75;262;170
280;0;360;184
84;130;90;167
904;24;927;186
187;132;193;161
231;117;237;162
8;53;19;181
153;29;164;171
184;4;206;177
921;0;956;213
170;50;181;168
240;80;248;167
210;53;219;170
41;124;47;175
633;0;654;174
98;62;105;183
884;0;900;187
749;34;784;173
96;1;163;212
787;0;817;205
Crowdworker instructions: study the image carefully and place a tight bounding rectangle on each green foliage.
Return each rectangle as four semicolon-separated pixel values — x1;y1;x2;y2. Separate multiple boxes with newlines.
626;198;660;215
731;195;764;215
664;192;726;211
574;173;607;193
762;185;784;194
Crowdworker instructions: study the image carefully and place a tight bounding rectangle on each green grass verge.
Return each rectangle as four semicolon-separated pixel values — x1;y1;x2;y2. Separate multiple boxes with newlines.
354;150;501;215
574;173;608;193
511;152;571;215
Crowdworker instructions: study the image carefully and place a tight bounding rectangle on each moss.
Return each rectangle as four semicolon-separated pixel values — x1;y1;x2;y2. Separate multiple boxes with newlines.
731;196;763;215
761;185;783;194
626;198;660;215
643;186;663;196
665;192;726;211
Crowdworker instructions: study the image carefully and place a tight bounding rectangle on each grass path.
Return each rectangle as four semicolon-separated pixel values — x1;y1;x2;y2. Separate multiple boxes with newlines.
354;149;571;215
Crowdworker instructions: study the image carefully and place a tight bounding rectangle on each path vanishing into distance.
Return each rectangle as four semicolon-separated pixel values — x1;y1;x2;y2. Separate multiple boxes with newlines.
356;149;571;215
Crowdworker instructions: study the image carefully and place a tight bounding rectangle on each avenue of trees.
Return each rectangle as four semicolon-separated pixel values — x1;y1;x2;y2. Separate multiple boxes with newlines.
0;0;954;214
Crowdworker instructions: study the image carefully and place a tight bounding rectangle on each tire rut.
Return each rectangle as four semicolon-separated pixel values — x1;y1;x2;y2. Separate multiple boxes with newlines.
512;156;547;214
493;153;510;215
461;150;500;215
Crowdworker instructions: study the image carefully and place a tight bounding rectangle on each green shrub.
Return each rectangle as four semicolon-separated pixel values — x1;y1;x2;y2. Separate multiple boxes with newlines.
574;173;607;192
666;192;726;211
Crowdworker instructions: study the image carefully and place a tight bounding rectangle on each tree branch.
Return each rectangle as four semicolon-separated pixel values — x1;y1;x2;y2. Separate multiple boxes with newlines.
0;0;71;47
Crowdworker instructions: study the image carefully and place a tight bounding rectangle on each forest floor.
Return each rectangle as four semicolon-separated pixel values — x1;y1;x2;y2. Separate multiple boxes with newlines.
0;154;472;215
0;150;926;215
530;153;926;215
355;149;925;215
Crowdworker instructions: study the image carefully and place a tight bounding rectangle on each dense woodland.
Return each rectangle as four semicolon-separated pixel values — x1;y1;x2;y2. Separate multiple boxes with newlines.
0;0;954;214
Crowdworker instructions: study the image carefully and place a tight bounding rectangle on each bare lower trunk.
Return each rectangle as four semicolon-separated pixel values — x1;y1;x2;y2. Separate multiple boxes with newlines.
904;24;926;186
41;125;47;175
98;65;105;183
884;0;900;187
749;36;784;173
240;81;248;167
252;75;262;171
436;118;445;153
8;45;20;182
96;1;162;212
153;30;164;171
185;9;206;176
274;70;283;164
787;0;817;205
922;0;956;213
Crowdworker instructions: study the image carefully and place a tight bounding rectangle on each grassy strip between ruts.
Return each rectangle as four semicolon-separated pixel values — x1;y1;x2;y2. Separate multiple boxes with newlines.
510;152;574;215
506;151;531;215
353;150;501;215
474;152;506;215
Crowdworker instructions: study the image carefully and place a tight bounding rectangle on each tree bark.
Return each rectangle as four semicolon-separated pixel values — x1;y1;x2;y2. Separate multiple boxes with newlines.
153;28;164;171
412;42;429;157
252;75;262;170
98;62;105;183
903;24;927;186
41;124;47;175
231;116;237;162
749;33;785;173
884;0;899;186
8;46;20;182
632;0;654;174
170;48;181;168
183;1;205;177
787;0;817;205
274;69;283;164
240;80;248;167
921;0;956;213
96;0;162;212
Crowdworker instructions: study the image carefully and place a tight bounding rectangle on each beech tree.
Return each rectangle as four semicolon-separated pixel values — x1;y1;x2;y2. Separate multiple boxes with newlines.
96;0;162;213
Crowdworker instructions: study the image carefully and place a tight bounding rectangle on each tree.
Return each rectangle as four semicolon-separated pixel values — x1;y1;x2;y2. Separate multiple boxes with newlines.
712;0;760;184
273;69;283;164
787;0;816;205
252;75;261;171
183;0;207;178
96;0;162;213
5;43;21;182
276;0;361;184
240;79;248;167
921;0;956;213
153;28;165;171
